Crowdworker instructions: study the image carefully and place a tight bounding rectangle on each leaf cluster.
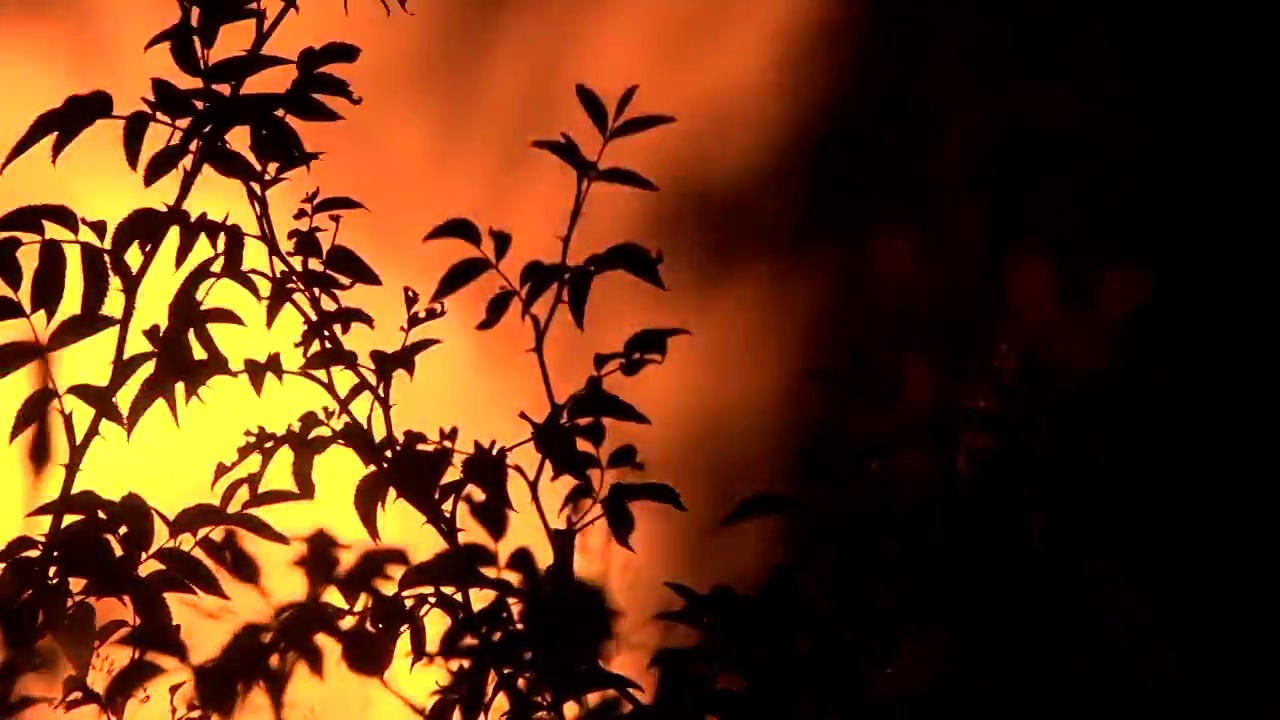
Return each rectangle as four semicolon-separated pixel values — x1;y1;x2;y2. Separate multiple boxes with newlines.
0;3;714;720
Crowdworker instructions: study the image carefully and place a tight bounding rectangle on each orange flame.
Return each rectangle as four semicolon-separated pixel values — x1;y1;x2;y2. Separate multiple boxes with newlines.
1;1;849;716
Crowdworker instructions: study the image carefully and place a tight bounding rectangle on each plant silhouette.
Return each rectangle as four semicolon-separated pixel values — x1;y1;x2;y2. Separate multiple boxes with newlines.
0;2;740;718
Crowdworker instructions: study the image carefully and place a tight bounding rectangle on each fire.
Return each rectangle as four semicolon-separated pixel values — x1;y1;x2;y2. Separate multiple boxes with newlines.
1;1;847;716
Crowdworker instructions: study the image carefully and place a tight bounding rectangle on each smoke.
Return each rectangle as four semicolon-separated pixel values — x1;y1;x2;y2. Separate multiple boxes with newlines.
0;0;849;715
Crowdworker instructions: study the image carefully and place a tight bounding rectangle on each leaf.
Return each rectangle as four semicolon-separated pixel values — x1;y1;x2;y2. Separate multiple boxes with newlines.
398;544;498;590
423;217;482;247
0;204;81;236
30;240;67;320
201;307;244;326
609;114;677;140
430;257;491;304
0;236;22;291
595;166;659;192
204;53;293;85
103;657;165;718
66;384;124;426
559;481;595;515
566;379;651;425
605;443;641;470
719;491;799;528
10;386;56;442
623;327;690;358
144;143;188;188
149;78;197;119
567;268;594;330
152;547;229;599
613;84;639;122
45;313;119;353
475;288;516;331
488;228;511;263
302;346;358;371
608;481;687;512
312;196;367;214
284;92;343;122
324;244;382;285
226;512;289;544
354;468;392;542
592;242;666;290
0;340;43;381
169;503;229;537
297;41;362;73
0;534;40;563
2;90;112;173
203;144;260;183
531;137;593;175
0;296;24;322
575;83;611;139
80;247;109;315
122;111;151;170
602;496;637;552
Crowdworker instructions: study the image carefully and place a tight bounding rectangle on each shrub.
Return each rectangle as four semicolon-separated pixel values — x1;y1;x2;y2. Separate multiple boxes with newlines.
0;2;696;718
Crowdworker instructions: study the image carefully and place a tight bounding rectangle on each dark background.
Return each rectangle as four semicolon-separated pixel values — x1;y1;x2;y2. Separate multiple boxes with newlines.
660;2;1260;716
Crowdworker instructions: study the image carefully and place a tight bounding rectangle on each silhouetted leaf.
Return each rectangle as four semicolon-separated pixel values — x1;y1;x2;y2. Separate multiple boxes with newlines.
148;77;197;119
719;491;799;528
609;481;686;512
488;228;512;263
399;544;497;590
10;386;56;442
324;244;382;285
226;512;289;544
567;268;594;330
30;240;67;320
201;307;244;326
144;143;188;187
103;657;165;717
610;113;677;140
65;384;123;426
476;288;516;331
153;547;229;599
204;53;293;85
596;166;659;192
0;340;43;381
424;217;482;247
603;496;637;552
80;246;109;315
0;203;80;236
2;90;112;173
0;296;24;322
169;503;229;537
0;236;22;291
430;256;491;304
532;137;593;175
122;111;151;170
592;242;666;290
26;489;109;518
284;92;343;122
606;444;642;470
46;313;119;353
312;196;367;214
576;83;611;139
297;41;362;73
354;468;392;542
567;378;651;424
116;491;155;558
613;84;639;122
302;346;358;370
0;534;40;563
560;481;595;515
204;144;260;183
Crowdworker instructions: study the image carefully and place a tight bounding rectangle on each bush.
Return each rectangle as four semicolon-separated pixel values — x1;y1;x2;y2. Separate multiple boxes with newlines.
0;2;711;718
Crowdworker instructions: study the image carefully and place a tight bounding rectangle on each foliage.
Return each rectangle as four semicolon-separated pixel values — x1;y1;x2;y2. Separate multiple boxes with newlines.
0;2;733;718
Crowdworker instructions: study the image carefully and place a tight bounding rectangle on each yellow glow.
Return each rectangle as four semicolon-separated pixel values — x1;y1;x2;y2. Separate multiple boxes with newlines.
1;1;845;716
